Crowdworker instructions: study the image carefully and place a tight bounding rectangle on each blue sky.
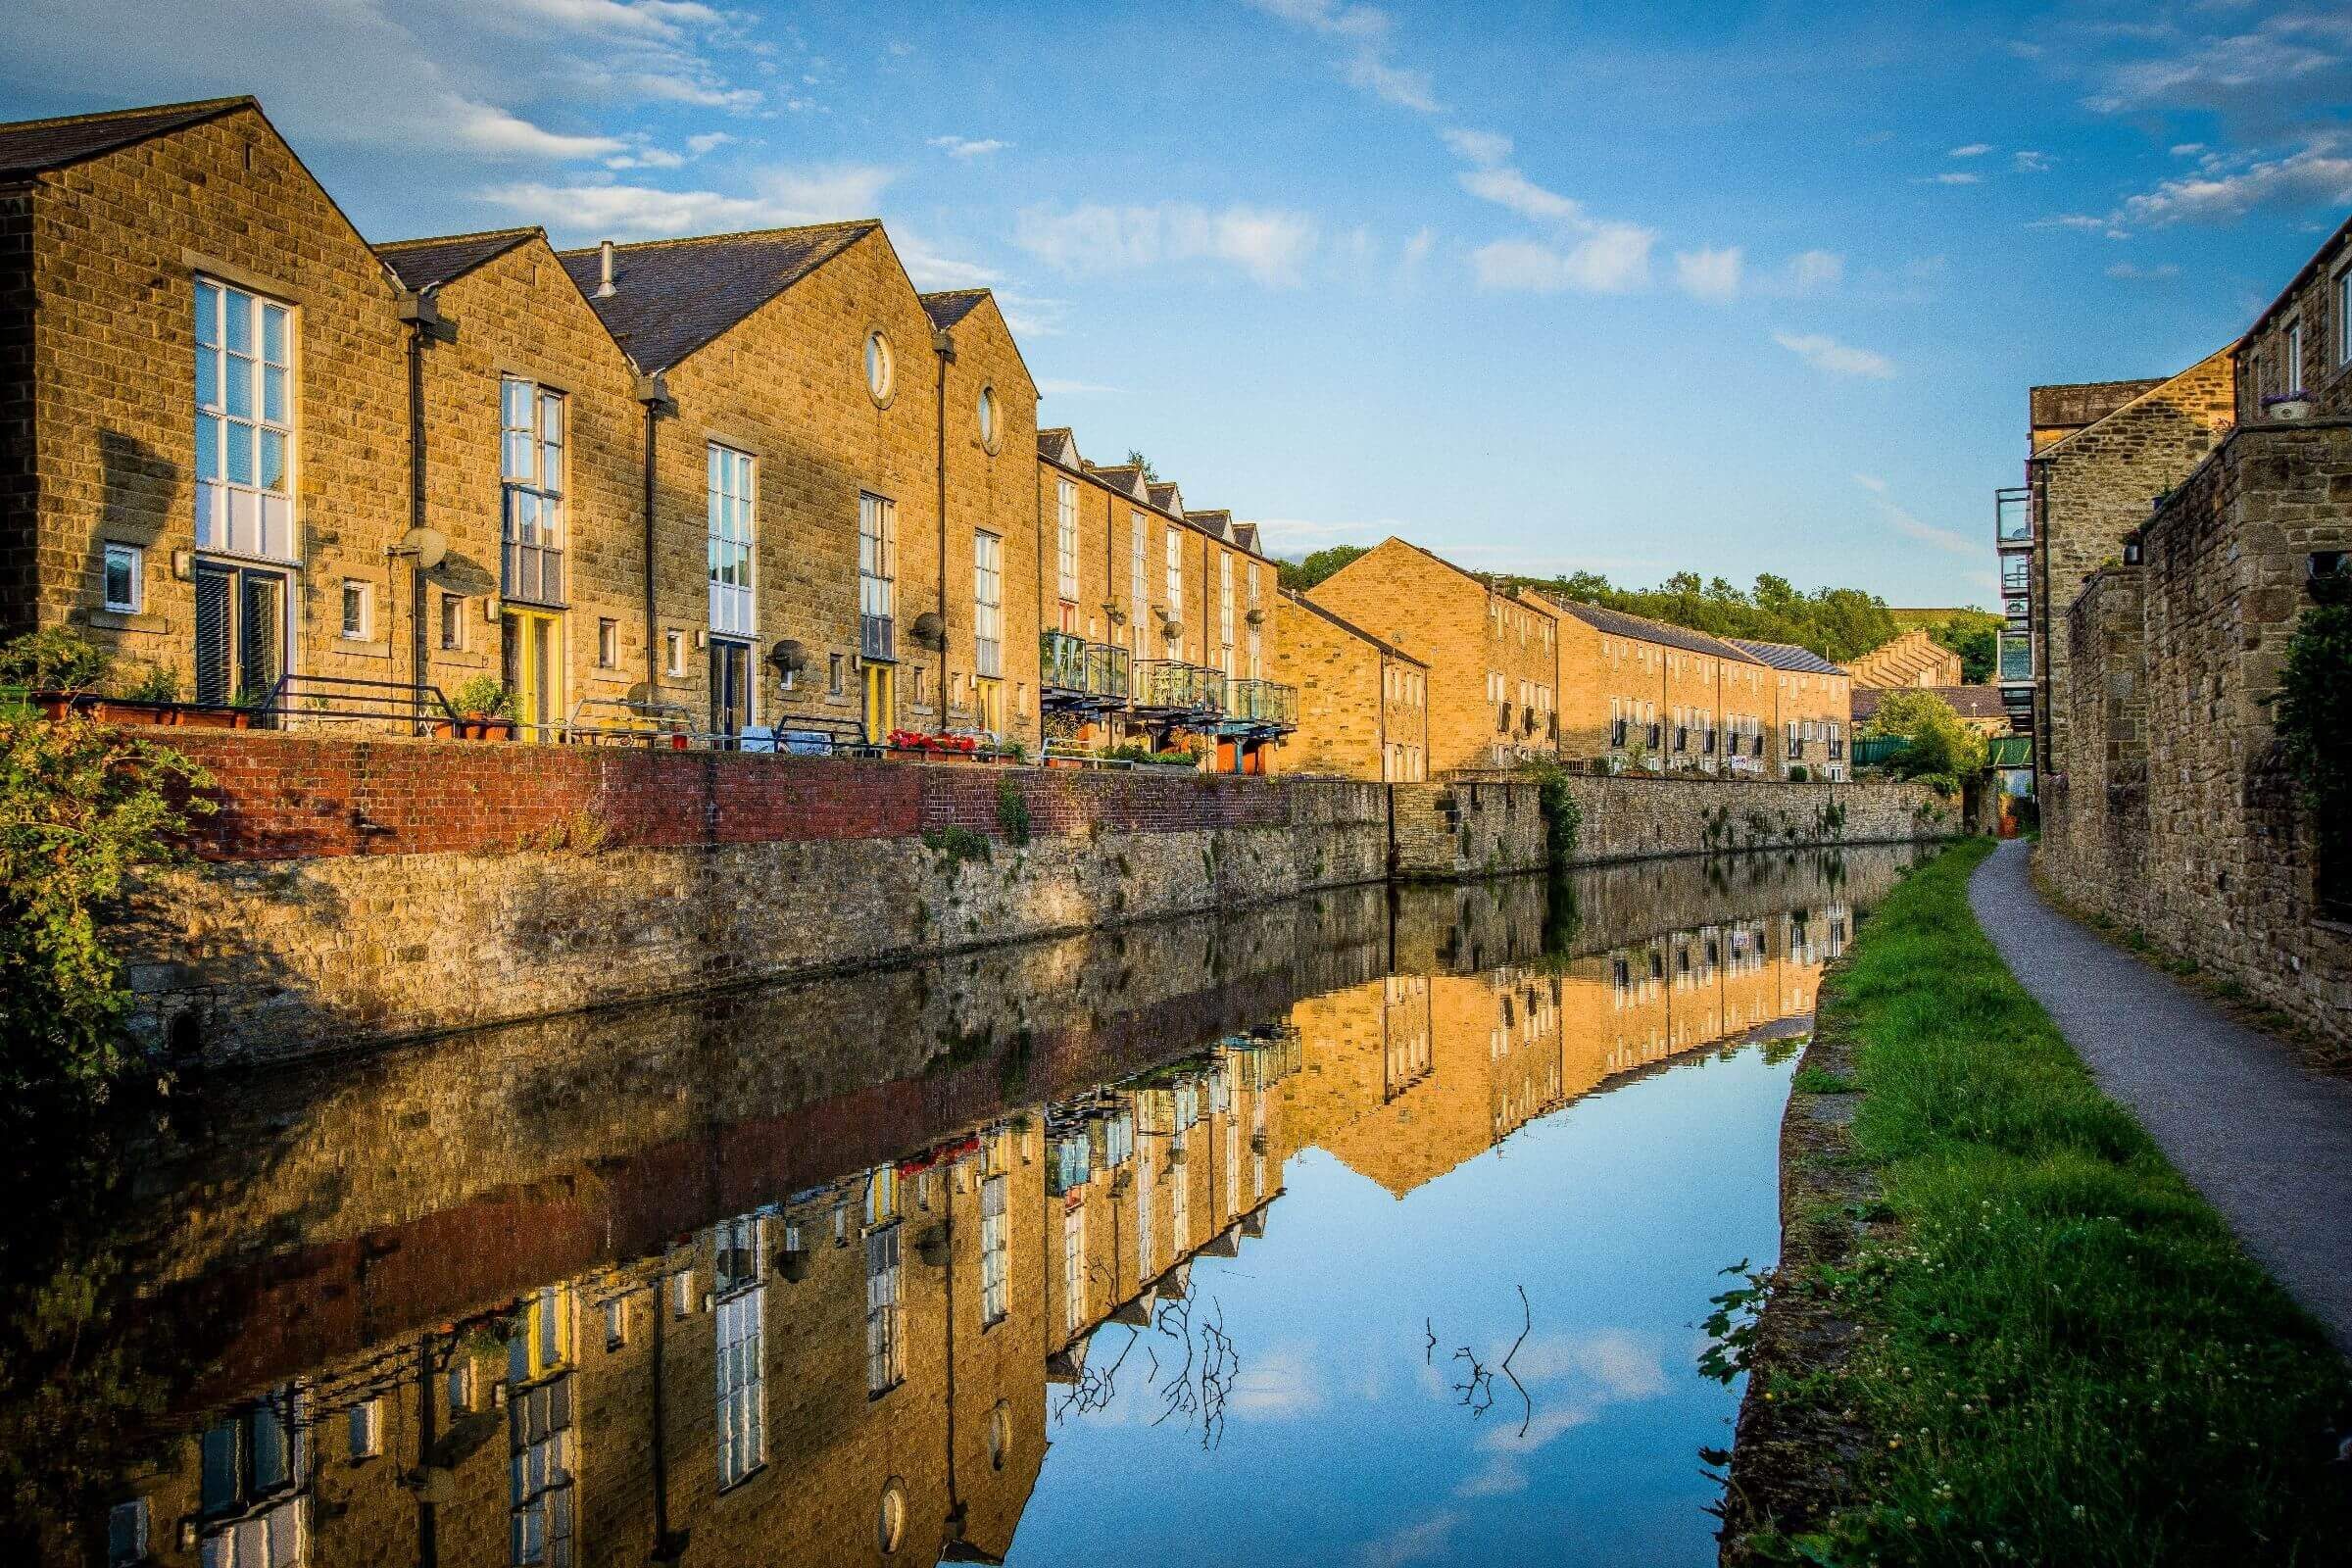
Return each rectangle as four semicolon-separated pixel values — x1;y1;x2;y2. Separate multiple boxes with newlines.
7;2;2350;606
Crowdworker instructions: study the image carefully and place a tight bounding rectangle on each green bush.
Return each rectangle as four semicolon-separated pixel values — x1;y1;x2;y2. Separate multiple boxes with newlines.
0;628;115;695
1518;759;1583;867
450;674;515;719
1862;688;1984;795
995;774;1031;845
2272;604;2352;899
1;710;213;1094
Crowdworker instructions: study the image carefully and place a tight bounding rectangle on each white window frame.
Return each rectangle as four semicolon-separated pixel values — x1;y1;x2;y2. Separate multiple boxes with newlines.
708;443;756;637
1163;527;1183;648
340;578;371;640
195;278;296;564
597;617;617;669
980;1172;1009;1324
1219;552;1235;669
865;1227;905;1394
2336;262;2352;368
714;1241;766;1490
1062;1203;1086;1337
439;592;466;652
665;629;686;677
103;542;142;613
501;377;565;606
1129;513;1149;657
2283;317;2305;396
1055;479;1080;603
974;531;1004;680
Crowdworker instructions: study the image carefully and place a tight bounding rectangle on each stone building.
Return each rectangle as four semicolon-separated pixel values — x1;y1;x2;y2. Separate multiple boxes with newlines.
1034;427;1294;771
2000;352;2237;790
1544;598;1774;776
1270;588;1429;781
1841;628;1960;691
1728;638;1852;780
2232;213;2352;423
1306;538;1559;774
1849;683;2008;740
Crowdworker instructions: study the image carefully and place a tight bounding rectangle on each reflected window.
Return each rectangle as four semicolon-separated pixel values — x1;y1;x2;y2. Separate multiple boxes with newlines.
1063;1203;1087;1336
108;1499;149;1568
864;1166;901;1230
865;1228;905;1395
511;1375;575;1564
980;1174;1010;1325
347;1400;380;1462
1137;1142;1156;1279
197;1387;304;1566
509;1287;575;1385
987;1401;1012;1472
715;1256;765;1489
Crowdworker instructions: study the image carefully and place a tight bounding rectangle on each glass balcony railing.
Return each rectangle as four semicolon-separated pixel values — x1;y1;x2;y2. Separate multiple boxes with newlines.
1224;677;1298;728
1042;630;1089;692
1134;660;1222;713
1996;628;2034;684
1042;632;1132;704
1995;486;2033;549
1087;643;1130;703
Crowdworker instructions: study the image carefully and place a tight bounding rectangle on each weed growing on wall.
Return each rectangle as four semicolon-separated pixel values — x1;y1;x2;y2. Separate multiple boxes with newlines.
1518;759;1583;868
994;775;1031;846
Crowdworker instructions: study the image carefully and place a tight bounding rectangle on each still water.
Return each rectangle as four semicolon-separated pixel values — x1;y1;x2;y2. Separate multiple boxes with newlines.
2;848;1923;1567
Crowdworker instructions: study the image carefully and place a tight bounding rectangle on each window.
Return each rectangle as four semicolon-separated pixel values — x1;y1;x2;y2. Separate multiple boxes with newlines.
448;1360;474;1415
864;330;894;404
501;378;564;605
103;543;141;613
200;1391;304;1523
348;1399;381;1461
440;592;466;652
708;444;755;636
671;1270;694;1317
194;562;286;708
1219;552;1235;671
859;493;897;660
911;666;927;708
1056;479;1079;603
194;278;294;562
663;630;685;677
1129;514;1149;657
2338;264;2352;367
1163;528;1183;643
714;1215;765;1489
1062;1203;1086;1337
976;384;999;451
829;653;845;695
340;579;370;640
980;1172;1009;1324
511;1375;576;1565
2283;318;2304;394
865;1227;905;1394
604;1298;628;1351
974;531;1003;679
596;618;617;668
108;1499;149;1568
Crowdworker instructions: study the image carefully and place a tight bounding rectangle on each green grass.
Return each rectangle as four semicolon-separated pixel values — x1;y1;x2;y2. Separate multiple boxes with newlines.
1790;1064;1859;1096
1760;838;2352;1565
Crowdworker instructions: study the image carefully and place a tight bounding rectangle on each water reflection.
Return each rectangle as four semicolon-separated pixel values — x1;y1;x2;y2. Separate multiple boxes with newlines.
6;848;1921;1567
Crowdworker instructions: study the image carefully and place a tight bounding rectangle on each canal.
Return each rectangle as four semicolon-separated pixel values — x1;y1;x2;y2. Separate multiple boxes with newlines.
1;847;1927;1567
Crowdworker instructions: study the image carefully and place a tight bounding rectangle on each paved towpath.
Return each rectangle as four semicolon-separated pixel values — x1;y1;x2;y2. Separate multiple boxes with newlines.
1969;840;2352;1358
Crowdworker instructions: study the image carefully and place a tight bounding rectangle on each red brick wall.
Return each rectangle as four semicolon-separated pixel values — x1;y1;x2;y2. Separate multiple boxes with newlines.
155;728;1311;859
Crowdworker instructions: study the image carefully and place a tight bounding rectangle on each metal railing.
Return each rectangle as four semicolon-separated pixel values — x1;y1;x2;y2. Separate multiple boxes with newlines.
1042;632;1134;707
1996;628;2034;684
1133;660;1222;714
1995;486;2033;548
1222;677;1297;727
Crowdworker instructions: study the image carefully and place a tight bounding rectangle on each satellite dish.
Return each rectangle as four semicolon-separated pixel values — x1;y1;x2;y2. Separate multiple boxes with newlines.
393;526;448;572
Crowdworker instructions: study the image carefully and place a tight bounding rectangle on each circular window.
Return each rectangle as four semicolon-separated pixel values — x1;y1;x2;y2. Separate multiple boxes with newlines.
976;384;1000;453
987;1400;1011;1471
864;330;895;406
878;1482;906;1553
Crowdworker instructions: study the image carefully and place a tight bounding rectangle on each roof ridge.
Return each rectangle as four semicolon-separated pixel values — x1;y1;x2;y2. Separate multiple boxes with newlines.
1280;588;1427;664
2034;344;2236;459
0;95;253;134
377;225;542;251
555;219;877;257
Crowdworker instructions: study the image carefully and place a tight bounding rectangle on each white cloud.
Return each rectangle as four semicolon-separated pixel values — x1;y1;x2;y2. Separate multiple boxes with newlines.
1785;249;1843;291
686;131;733;156
452;104;625;159
2119;141;2352;224
2013;149;2052;172
1013;202;1320;285
1344;53;1441;113
890;230;999;290
1773;330;1896;378
1879;502;1976;556
928;134;1010;159
2171;142;2207;157
480;162;894;239
1471;227;1654;293
1440;126;1513;167
495;0;724;41
2082;18;2345;117
1948;142;1993;157
1852;472;1887;493
1458;166;1585;223
1922;172;1982;185
1400;225;1436;278
1674;244;1742;301
1361;1511;1461;1568
604;146;685;170
2106;261;2182;280
1246;0;1442;115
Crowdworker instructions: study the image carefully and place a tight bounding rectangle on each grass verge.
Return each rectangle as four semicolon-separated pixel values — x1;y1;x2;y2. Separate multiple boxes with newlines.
1720;837;2352;1566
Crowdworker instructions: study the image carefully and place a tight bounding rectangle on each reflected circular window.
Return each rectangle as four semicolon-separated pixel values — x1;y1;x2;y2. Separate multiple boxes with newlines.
878;1481;906;1553
987;1400;1011;1470
976;384;1000;452
864;330;895;406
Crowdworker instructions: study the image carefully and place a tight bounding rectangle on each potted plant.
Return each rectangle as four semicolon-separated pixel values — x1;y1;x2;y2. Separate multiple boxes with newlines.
450;675;516;740
92;663;181;726
0;626;116;717
2264;390;2313;420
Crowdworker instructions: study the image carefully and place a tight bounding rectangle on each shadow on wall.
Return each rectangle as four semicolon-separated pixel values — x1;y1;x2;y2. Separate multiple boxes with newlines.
119;858;352;1067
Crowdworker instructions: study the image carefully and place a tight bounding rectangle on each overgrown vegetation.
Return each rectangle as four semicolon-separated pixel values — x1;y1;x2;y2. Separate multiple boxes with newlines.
922;824;992;869
0;703;213;1094
0;627;116;695
2271;603;2352;913
1858;688;1985;796
1512;570;1900;662
1276;544;1368;592
995;774;1031;846
1519;759;1583;868
1727;840;2352;1564
1920;610;2001;685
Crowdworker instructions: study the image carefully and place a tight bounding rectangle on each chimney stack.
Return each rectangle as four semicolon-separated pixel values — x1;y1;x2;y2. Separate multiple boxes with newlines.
596;240;616;298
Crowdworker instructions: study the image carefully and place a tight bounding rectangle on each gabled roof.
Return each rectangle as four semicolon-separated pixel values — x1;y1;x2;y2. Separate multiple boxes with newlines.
376;228;539;292
1852;684;2006;722
1728;637;1846;675
1537;595;1754;662
2031;345;2236;462
1282;589;1428;666
1186;508;1234;543
1038;426;1082;468
556;220;879;373
1231;521;1261;553
1344;537;1560;614
918;288;988;330
1148;480;1185;516
0;96;253;180
1084;461;1149;500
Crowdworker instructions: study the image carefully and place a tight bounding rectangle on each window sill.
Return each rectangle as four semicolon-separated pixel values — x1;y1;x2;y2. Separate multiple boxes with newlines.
331;639;391;661
80;608;168;635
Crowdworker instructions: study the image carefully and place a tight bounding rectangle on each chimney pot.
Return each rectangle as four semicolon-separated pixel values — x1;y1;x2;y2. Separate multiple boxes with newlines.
596;240;616;298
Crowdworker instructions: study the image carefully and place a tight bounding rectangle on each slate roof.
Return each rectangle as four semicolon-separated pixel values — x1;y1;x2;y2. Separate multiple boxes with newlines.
919;288;988;330
1231;521;1261;553
1038;427;1081;467
1084;462;1147;498
1851;684;2007;723
0;97;252;180
1186;508;1234;543
556;220;878;373
1540;596;1757;662
1728;637;1846;675
1147;481;1185;515
376;228;539;291
1281;589;1427;665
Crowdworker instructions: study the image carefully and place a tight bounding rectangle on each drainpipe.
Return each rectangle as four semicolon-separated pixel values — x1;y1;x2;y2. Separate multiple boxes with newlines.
393;288;451;725
933;329;955;694
636;372;672;704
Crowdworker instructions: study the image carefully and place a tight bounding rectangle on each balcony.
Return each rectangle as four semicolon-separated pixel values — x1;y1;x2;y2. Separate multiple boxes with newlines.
1996;628;2034;685
1995;486;2033;552
1133;660;1223;715
1223;677;1298;730
860;612;894;663
1042;631;1131;707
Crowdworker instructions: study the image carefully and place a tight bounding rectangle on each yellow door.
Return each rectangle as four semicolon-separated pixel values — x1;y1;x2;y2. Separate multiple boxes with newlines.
502;609;563;741
863;661;896;744
973;678;1004;739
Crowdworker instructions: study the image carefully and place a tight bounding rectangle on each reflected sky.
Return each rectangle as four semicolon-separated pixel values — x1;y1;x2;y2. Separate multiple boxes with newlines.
0;847;1920;1568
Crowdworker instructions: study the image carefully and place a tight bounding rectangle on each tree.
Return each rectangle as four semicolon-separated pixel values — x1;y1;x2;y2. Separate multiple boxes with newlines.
1930;611;2002;684
1860;688;1984;793
1278;545;1368;592
1124;449;1160;483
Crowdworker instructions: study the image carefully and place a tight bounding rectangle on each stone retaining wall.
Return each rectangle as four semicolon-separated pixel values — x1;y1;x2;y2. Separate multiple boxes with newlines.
1559;773;1955;864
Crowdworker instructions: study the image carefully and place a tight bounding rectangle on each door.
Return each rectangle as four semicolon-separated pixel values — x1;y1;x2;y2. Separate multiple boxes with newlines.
862;661;895;745
193;562;288;712
709;636;751;742
502;609;563;741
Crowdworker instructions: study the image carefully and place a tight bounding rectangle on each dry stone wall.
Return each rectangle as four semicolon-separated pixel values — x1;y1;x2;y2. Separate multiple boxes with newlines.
1560;773;1954;864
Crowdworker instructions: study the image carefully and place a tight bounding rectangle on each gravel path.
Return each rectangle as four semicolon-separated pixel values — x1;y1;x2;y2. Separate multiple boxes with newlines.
1969;840;2352;1358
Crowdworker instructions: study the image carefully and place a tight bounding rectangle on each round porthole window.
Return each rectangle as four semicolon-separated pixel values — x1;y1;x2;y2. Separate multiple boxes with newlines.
864;330;895;406
878;1481;906;1553
976;384;1000;453
987;1400;1011;1470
